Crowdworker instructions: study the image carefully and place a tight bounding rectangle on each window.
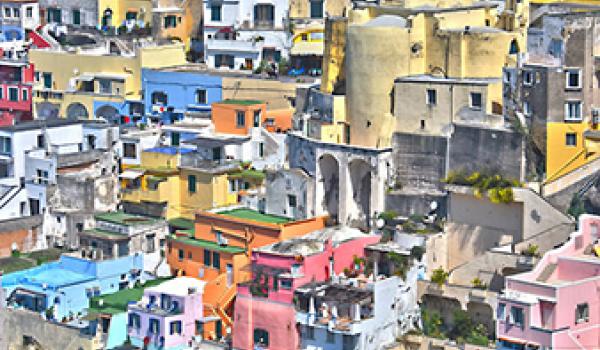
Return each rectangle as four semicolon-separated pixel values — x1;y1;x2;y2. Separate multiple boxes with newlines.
0;137;11;154
164;15;177;28
0;87;3;99
22;89;28;101
13;7;19;17
566;69;581;89
426;89;437;106
498;303;506;320
212;251;220;269
510;306;524;328
128;313;141;329
4;7;10;17
123;143;136;159
566;133;577;146
178;249;184;261
203;249;211;266
253;329;269;347
149;319;160;334
290;263;301;276
254;4;274;28
98;79;111;94
343;335;353;349
215;54;234;69
288;194;297;207
0;163;9;178
420;120;426;129
258;142;264;157
195;89;207;104
43;72;52;89
188;174;196;193
72;9;80;25
210;4;221;21
125;11;137;20
280;279;292;289
253;110;261;127
470;92;482;110
326;331;335;343
236;111;245;127
170;321;182;335
8;87;18;102
310;0;323;18
523;70;533;86
195;320;204;335
523;101;531;116
576;303;589;323
565;101;582;121
36;169;48;184
26;6;32;18
151;91;168;105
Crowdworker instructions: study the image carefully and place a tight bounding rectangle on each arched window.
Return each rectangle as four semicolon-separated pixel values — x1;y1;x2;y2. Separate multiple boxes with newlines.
254;328;269;347
509;39;519;54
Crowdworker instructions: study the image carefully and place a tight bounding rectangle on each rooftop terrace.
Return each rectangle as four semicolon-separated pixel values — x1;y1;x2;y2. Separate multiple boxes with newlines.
95;212;161;226
217;99;264;106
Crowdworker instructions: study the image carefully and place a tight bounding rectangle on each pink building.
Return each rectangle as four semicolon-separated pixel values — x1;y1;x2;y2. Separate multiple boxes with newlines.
127;277;206;350
497;214;600;350
232;226;380;350
0;59;34;126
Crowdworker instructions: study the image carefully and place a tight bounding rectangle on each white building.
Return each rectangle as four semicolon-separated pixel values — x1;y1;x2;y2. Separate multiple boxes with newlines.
203;0;290;70
0;0;40;59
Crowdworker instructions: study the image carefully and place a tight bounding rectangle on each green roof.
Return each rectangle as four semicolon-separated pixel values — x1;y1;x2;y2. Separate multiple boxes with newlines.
95;212;160;226
170;235;246;254
0;256;35;274
228;169;266;181
219;99;263;106
168;217;195;230
88;278;171;315
217;208;290;224
81;228;129;240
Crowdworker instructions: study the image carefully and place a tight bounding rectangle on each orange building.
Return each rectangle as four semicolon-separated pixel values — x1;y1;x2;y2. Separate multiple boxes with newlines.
211;100;267;136
264;108;293;133
166;207;326;341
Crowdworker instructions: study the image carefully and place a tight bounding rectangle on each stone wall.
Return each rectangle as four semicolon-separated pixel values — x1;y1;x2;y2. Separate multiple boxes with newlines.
0;216;43;258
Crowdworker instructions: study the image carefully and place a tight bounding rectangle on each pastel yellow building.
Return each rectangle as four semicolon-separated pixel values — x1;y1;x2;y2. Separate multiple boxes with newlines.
151;0;203;50
29;41;186;121
546;122;600;183
320;0;529;147
121;146;264;220
98;0;153;29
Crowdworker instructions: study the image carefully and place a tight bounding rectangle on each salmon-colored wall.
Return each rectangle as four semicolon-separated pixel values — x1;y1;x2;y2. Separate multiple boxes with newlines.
264;108;293;133
0;228;38;258
211;102;267;135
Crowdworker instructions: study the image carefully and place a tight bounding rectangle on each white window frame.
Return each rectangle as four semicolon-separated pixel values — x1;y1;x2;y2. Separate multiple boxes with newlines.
565;133;577;147
565;69;582;90
564;101;583;122
523;70;534;86
8;86;19;102
426;89;437;106
469;92;483;110
4;7;11;18
523;101;531;116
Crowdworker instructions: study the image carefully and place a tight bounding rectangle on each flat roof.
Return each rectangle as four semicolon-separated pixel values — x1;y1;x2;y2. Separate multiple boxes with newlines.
95;211;161;226
217;208;290;224
81;228;129;241
145;277;206;296
168;217;195;230
182;134;250;148
395;74;500;85
170;235;246;254
144;146;194;155
0;119;107;132
217;99;264;106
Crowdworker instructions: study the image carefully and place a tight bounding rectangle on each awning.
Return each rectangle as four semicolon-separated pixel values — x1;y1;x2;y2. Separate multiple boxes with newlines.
119;169;144;180
290;41;324;56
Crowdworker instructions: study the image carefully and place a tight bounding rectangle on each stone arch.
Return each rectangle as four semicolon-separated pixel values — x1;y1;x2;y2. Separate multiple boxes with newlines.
95;105;119;124
318;153;340;224
66;102;89;119
348;158;372;227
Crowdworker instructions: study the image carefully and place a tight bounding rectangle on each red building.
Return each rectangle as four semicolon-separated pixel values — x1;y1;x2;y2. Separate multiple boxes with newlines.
0;60;34;125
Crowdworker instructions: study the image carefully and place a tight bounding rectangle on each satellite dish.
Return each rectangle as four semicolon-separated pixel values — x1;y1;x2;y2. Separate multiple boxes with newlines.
376;218;386;229
430;201;438;211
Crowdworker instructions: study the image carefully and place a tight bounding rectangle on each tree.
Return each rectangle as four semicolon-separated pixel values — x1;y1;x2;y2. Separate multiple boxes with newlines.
430;267;448;287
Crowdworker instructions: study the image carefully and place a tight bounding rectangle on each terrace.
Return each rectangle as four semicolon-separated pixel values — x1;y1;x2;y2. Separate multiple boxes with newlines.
216;208;290;225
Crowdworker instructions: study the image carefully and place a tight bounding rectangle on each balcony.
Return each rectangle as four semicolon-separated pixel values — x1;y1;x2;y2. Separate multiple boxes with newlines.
129;302;183;317
206;38;261;54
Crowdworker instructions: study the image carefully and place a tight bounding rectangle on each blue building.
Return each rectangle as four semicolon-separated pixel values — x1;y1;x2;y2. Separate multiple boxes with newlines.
1;253;144;320
141;68;223;124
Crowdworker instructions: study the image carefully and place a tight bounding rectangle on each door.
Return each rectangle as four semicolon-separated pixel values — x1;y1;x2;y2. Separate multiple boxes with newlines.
215;320;222;340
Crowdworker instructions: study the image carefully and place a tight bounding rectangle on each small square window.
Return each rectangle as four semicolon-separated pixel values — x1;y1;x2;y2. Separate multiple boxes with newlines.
8;87;18;102
426;89;437;106
566;133;577;146
195;89;207;104
211;4;222;21
236;111;245;127
575;303;589;323
523;70;534;86
4;7;11;17
470;92;482;110
288;194;297;207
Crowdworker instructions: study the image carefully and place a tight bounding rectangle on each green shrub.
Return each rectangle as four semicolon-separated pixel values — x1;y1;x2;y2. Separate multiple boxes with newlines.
421;309;444;339
430;267;448;287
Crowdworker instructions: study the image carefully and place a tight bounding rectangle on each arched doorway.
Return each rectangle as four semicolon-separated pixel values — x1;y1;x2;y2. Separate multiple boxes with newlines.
348;159;372;227
36;102;60;119
66;102;89;119
95;105;120;124
318;154;339;224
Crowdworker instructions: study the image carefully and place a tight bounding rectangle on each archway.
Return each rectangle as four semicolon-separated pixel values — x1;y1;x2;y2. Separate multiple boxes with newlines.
66;102;89;119
36;102;60;119
318;154;339;224
95;105;119;124
348;159;372;227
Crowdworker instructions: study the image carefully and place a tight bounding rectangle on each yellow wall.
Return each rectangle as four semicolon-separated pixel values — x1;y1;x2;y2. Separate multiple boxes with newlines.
30;43;186;118
319;94;347;143
98;0;153;28
140;151;180;169
178;170;237;219
546;122;600;182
